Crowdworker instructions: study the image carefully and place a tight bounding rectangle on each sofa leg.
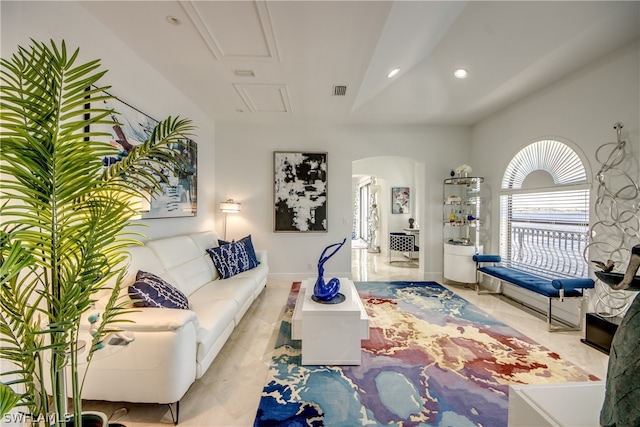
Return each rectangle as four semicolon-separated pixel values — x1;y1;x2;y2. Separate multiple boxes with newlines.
167;401;180;425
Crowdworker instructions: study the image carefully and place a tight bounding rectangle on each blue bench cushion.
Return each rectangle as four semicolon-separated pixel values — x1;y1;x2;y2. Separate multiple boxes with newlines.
551;278;595;292
473;254;502;263
477;266;592;298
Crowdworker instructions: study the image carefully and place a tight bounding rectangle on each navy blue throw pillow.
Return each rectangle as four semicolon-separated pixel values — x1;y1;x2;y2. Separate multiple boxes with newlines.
129;270;189;310
207;235;260;279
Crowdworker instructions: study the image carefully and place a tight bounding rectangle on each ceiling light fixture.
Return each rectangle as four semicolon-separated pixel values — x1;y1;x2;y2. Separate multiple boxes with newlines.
166;15;181;25
453;68;469;79
387;68;400;78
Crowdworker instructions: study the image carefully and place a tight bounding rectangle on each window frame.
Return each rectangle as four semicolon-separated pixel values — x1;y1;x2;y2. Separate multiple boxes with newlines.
499;139;591;278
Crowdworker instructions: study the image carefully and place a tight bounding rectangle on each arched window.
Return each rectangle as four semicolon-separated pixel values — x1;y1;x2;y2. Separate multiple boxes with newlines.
500;139;590;278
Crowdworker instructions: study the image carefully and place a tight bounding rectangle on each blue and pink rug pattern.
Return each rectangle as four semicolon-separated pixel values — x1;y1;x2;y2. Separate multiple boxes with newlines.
254;281;598;426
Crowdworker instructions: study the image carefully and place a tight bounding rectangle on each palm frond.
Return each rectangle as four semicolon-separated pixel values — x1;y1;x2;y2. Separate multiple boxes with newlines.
0;382;22;417
1;39;195;425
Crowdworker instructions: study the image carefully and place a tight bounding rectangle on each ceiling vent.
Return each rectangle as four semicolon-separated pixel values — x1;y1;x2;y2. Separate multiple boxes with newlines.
332;85;347;96
233;69;255;77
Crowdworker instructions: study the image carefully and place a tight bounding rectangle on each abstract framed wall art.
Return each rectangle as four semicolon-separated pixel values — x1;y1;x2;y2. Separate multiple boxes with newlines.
92;92;197;219
391;187;410;214
274;151;327;232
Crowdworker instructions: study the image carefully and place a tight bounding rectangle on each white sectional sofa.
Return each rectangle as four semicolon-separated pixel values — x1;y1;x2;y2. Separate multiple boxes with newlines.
80;230;268;421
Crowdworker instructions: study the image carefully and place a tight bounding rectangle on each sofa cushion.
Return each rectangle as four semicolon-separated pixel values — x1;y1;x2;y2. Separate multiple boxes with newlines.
188;278;257;360
189;231;220;253
129;270;190;309
206;236;260;279
147;236;201;270
187;231;221;282
229;260;268;294
190;298;238;361
165;256;216;297
193;276;257;307
147;235;217;296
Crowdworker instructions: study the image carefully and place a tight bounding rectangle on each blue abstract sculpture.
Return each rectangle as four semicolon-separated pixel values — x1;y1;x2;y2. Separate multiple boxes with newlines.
313;238;347;302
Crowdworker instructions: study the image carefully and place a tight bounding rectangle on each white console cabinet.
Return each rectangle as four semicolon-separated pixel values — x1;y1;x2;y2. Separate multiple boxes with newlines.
444;243;482;283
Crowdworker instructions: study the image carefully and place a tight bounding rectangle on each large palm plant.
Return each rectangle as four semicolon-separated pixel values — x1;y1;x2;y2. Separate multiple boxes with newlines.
0;40;194;426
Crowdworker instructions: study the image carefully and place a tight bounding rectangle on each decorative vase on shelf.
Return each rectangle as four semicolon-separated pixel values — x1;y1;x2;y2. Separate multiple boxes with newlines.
455;164;472;178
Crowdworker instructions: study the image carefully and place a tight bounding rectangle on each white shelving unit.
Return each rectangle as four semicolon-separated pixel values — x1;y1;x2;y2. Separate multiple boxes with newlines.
443;176;484;283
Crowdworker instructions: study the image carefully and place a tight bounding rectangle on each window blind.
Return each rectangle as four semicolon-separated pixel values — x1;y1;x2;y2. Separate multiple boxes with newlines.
500;139;590;278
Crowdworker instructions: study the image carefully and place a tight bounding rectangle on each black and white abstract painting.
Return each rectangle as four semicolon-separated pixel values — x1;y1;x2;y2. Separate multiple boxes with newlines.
274;152;327;232
93;92;197;219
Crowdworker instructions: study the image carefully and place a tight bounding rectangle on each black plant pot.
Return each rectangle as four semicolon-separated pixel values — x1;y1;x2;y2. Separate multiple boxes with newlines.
58;412;108;427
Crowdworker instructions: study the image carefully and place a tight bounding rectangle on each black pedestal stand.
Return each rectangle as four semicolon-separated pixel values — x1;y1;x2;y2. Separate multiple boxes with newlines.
581;312;620;355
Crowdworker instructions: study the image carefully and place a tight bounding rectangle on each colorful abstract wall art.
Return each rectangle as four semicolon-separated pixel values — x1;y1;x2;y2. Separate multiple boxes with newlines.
93;92;197;219
392;187;410;214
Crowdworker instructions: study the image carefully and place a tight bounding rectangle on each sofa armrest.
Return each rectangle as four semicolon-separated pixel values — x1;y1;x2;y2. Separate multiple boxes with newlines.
82;308;198;332
256;249;268;266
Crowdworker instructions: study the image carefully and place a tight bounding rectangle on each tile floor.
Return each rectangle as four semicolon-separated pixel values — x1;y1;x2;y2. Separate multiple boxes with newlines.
84;248;610;426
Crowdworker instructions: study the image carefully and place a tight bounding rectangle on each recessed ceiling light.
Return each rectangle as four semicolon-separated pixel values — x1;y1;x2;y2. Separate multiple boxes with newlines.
166;16;181;25
453;68;469;79
387;68;400;78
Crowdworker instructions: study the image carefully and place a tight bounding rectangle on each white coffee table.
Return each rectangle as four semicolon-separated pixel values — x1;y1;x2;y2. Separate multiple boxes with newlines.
291;278;369;365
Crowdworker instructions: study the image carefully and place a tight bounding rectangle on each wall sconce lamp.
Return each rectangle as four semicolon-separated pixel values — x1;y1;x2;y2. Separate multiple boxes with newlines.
220;199;241;240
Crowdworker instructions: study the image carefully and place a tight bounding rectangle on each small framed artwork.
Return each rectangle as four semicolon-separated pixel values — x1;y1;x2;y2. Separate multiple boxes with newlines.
92;91;198;219
274;151;327;232
391;187;410;214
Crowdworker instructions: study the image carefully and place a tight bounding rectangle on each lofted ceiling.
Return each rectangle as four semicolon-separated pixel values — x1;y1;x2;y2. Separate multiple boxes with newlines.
81;0;640;126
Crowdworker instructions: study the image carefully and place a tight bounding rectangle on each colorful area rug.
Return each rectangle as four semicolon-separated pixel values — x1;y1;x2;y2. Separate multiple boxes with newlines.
254;281;599;426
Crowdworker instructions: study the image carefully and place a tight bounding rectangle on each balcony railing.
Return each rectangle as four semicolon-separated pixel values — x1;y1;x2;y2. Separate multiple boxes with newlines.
504;225;589;278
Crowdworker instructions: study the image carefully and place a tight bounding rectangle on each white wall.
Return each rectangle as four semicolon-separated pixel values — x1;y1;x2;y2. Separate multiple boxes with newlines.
1;1;217;240
472;40;639;254
215;123;471;281
471;40;640;314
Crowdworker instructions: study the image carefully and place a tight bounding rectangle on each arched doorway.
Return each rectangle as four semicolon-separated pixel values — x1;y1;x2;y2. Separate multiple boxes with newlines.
352;156;425;276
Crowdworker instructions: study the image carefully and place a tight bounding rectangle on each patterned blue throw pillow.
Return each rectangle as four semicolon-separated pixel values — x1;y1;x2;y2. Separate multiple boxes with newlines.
207;235;260;279
129;270;189;310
